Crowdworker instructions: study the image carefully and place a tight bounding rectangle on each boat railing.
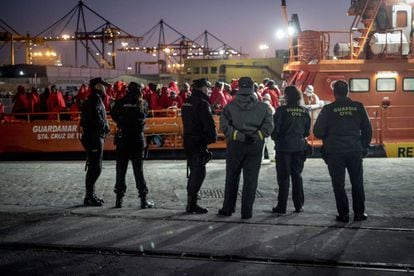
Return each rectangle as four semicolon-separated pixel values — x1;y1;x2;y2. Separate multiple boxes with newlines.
2;104;413;150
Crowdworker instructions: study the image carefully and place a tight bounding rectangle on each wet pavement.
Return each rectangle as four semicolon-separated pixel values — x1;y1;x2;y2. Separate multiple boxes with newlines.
0;158;413;275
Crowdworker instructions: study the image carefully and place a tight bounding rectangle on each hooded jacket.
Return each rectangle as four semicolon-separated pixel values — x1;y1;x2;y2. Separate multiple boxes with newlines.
220;87;274;143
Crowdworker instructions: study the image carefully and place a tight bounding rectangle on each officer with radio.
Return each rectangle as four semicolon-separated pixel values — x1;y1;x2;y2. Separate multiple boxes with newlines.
181;78;217;214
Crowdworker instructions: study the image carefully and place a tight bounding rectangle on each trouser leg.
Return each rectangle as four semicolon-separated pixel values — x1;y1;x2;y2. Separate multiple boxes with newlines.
222;141;243;212
131;157;148;197
326;154;349;216
275;152;290;211
85;139;103;197
241;141;264;217
346;152;365;215
114;145;129;196
291;151;305;210
187;154;206;198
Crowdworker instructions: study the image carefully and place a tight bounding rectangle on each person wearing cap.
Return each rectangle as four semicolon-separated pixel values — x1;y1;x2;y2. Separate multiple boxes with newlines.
80;77;111;206
314;80;372;222
218;76;274;219
181;78;217;214
110;82;154;209
271;86;311;214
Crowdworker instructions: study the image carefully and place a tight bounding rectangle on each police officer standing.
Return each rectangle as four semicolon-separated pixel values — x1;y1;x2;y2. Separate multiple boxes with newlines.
218;77;274;219
80;77;110;206
181;78;217;214
271;86;311;214
110;82;154;209
314;80;372;222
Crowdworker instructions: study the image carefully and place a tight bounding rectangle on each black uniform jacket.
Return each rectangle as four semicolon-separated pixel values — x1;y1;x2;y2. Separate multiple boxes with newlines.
181;89;217;154
110;92;147;144
313;97;372;154
80;92;109;141
271;104;311;152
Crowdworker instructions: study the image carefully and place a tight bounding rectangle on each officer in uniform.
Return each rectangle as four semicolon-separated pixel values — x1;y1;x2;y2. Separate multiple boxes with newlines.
218;77;274;219
181;78;217;214
80;77;110;206
110;82;154;209
271;86;311;214
314;80;372;222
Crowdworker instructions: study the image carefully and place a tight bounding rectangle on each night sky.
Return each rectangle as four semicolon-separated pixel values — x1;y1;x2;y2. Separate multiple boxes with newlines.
0;0;352;68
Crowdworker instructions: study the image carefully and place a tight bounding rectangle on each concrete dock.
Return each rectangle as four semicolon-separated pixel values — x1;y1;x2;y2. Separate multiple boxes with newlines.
0;158;413;275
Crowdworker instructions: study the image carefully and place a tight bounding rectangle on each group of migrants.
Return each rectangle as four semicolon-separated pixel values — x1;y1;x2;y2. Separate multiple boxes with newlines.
79;75;372;222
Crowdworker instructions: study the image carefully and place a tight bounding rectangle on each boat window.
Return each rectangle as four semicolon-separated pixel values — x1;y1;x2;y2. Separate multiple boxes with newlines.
376;78;396;92
349;78;370;93
396;11;408;28
403;78;414;92
193;67;200;74
211;67;218;74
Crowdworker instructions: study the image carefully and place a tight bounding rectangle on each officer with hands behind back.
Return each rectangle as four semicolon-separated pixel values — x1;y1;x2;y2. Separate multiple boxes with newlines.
80;77;110;206
314;80;372;222
218;76;274;219
110;82;154;209
181;78;217;214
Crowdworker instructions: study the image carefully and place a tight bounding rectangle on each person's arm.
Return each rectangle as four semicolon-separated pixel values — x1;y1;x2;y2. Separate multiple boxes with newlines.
259;105;274;139
271;107;282;141
304;108;311;138
200;102;217;144
313;106;329;139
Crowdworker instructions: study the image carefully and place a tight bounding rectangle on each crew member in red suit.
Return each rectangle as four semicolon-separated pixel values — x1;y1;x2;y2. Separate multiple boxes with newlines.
76;84;90;104
168;81;180;94
230;79;239;97
28;87;41;113
179;82;191;103
69;96;81;120
47;85;66;119
209;81;227;114
159;86;171;109
148;83;161;111
113;81;127;100
262;80;281;109
167;91;183;108
12;85;30;114
223;83;233;103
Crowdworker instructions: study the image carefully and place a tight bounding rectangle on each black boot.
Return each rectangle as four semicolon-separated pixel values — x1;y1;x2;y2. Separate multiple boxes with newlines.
140;195;154;209
84;195;104;207
115;194;123;208
186;196;208;214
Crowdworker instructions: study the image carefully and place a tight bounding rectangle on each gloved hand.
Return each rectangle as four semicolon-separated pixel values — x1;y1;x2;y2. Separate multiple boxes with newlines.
244;135;255;144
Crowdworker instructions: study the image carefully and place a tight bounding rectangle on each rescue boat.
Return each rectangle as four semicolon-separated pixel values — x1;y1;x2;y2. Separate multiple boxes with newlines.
0;109;226;154
281;0;414;157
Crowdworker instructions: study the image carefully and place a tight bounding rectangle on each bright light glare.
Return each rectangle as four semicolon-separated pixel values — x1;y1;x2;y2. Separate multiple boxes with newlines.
276;30;286;39
62;34;70;40
259;44;269;50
